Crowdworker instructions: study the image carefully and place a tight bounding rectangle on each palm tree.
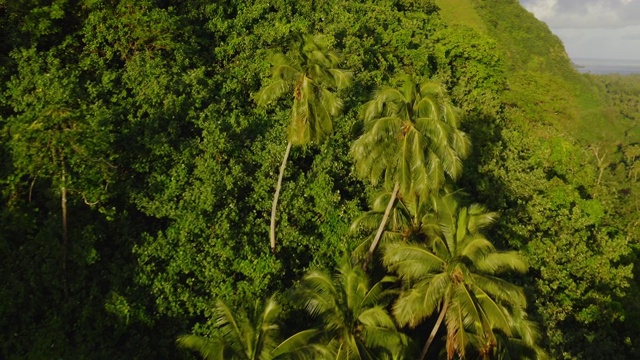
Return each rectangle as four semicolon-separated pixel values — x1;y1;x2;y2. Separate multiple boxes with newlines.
177;295;323;359
257;34;351;253
383;195;530;360
295;259;407;359
350;76;470;269
350;189;443;258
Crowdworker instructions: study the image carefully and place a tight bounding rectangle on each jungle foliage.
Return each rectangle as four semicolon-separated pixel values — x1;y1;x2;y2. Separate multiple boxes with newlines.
1;0;639;359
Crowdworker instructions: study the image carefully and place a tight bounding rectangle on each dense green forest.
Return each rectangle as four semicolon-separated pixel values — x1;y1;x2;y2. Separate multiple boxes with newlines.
2;0;640;359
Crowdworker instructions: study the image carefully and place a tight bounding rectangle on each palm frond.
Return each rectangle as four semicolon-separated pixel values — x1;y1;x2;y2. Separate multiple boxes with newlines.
445;299;472;360
253;296;282;358
452;282;483;331
460;237;495;263
318;87;343;117
419;81;445;97
343;264;366;314
289;97;311;145
212;300;247;355
470;274;527;308
467;204;498;231
392;274;441;328
361;275;397;308
358;306;398;329
432;236;451;259
471;287;514;336
177;334;227;360
456;206;469;244
414;93;441;120
328;68;352;89
349;211;385;233
393;285;430;328
451;128;471;163
383;243;446;282
271;329;324;359
359;318;407;356
475;251;528;274
299;270;338;318
256;80;293;107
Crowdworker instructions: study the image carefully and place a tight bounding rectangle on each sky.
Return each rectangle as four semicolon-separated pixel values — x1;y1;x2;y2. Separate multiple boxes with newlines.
519;0;640;60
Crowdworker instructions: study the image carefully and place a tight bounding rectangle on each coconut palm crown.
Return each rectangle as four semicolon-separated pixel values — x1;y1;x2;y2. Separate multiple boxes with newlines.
177;295;322;360
295;259;407;359
257;34;352;145
383;194;531;360
351;75;470;199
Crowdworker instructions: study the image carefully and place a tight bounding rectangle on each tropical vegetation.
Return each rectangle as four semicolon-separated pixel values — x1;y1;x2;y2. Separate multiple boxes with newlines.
2;1;640;359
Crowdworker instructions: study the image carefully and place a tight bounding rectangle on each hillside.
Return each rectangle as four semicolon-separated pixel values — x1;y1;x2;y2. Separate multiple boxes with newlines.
1;0;639;359
438;1;640;358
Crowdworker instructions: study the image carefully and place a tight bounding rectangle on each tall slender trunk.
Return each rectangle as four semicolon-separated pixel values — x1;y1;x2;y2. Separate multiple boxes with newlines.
61;153;68;272
59;151;69;297
270;141;292;253
363;181;400;270
420;302;448;360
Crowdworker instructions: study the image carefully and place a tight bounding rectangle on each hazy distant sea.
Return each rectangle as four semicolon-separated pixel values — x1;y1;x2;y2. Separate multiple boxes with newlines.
573;58;640;75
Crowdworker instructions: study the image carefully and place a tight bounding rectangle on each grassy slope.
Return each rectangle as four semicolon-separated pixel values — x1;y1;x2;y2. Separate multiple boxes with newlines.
434;0;485;32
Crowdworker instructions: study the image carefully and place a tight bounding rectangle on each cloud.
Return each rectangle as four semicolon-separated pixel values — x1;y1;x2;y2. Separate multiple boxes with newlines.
621;33;640;41
520;0;640;29
553;25;640;60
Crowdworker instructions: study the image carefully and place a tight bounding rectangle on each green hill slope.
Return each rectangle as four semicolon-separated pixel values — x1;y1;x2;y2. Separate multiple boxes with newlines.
439;0;636;146
437;1;640;358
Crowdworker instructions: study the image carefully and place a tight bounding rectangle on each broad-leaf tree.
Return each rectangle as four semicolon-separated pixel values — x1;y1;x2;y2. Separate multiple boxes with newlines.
351;76;470;269
296;258;407;359
5;48;113;278
383;195;531;360
177;295;324;360
257;34;351;253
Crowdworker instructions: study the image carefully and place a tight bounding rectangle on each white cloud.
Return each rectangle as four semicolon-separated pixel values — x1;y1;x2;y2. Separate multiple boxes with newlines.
525;0;558;21
521;0;640;29
554;25;640;60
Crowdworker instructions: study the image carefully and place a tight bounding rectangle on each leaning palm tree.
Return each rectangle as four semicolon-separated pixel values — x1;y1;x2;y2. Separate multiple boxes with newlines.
351;76;470;269
257;34;351;253
383;195;530;360
177;295;324;359
295;259;407;359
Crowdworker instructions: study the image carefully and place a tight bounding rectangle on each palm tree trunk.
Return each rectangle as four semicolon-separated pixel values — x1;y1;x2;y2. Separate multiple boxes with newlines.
270;141;292;253
420;302;448;360
61;167;68;271
60;152;69;296
363;181;399;270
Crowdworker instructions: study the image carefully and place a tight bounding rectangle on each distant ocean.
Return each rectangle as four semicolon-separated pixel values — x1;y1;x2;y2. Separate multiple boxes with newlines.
573;58;640;75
